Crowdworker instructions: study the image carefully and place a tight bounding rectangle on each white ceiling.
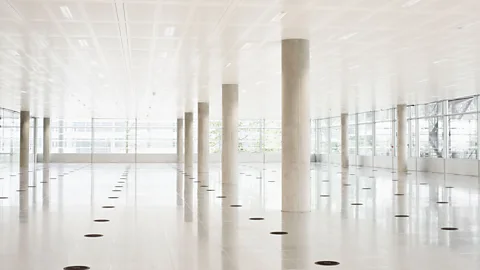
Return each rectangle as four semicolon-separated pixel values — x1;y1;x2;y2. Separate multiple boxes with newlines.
1;0;480;120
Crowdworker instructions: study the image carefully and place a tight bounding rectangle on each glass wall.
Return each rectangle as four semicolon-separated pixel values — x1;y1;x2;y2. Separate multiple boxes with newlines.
313;95;480;162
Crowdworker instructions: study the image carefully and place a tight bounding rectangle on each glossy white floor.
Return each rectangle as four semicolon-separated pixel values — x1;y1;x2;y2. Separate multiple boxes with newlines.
1;162;480;269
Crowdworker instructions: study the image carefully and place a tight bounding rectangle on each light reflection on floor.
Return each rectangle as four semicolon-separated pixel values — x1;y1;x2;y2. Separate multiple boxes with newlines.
0;162;479;269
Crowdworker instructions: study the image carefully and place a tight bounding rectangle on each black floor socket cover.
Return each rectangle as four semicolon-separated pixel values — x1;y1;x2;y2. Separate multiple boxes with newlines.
108;197;119;199
270;231;288;235
351;203;363;206
320;195;330;197
217;196;226;199
249;217;264;220
322;180;329;182
315;261;340;266
437;201;449;204
441;227;458;231
64;266;90;270
343;184;351;186
102;206;115;209
395;215;409;218
230;204;242;207
445;186;454;189
419;183;428;185
94;219;110;222
362;188;371;190
207;189;215;192
268;181;275;183
0;197;8;199
84;234;103;238
200;185;209;188
394;193;405;196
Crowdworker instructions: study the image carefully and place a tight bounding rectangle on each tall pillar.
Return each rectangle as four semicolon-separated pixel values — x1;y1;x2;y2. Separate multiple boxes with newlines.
184;112;194;176
43;117;51;164
222;84;238;184
19;111;30;191
397;104;407;173
33;118;38;164
281;39;311;212
176;118;184;168
198;102;209;185
341;113;349;168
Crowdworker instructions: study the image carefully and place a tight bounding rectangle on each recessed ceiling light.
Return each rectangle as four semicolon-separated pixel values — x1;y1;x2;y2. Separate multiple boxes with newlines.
164;26;175;37
433;59;449;64
60;6;73;20
78;39;89;47
402;0;421;8
271;11;287;22
241;43;252;50
339;32;358;41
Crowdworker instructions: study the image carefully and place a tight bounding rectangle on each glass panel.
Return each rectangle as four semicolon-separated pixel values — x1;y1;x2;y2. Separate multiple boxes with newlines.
330;117;341;127
358;123;373;155
136;120;176;153
375;109;394;122
358;112;373;123
52;119;92;153
318;127;329;154
409;119;417;157
210;120;222;153
330;126;340;153
238;120;261;152
448;113;477;159
419;117;444;158
448;97;477;114
375;121;393;156
348;124;356;155
418;102;442;117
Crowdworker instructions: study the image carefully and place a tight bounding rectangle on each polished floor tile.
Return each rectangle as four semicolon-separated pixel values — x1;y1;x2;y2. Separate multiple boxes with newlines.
1;162;480;269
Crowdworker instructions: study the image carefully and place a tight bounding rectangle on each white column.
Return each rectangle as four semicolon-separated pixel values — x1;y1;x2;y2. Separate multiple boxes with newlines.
281;39;311;212
176;118;184;168
19;111;30;191
43;117;51;164
397;104;407;173
184;112;194;176
198;102;209;185
341;113;349;168
222;84;238;184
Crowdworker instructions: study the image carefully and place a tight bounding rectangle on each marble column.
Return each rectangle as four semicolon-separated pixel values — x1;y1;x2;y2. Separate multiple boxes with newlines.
19;111;30;191
176;118;184;169
184;112;194;176
198;102;209;186
397;104;407;173
341;113;349;168
222;84;238;184
43;117;51;164
281;39;311;212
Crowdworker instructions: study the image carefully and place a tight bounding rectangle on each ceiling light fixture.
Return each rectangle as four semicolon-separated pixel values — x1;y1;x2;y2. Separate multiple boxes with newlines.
402;0;421;8
164;26;175;37
60;6;73;20
241;43;252;50
433;59;449;64
339;32;358;40
271;11;287;22
78;39;89;47
225;63;231;68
